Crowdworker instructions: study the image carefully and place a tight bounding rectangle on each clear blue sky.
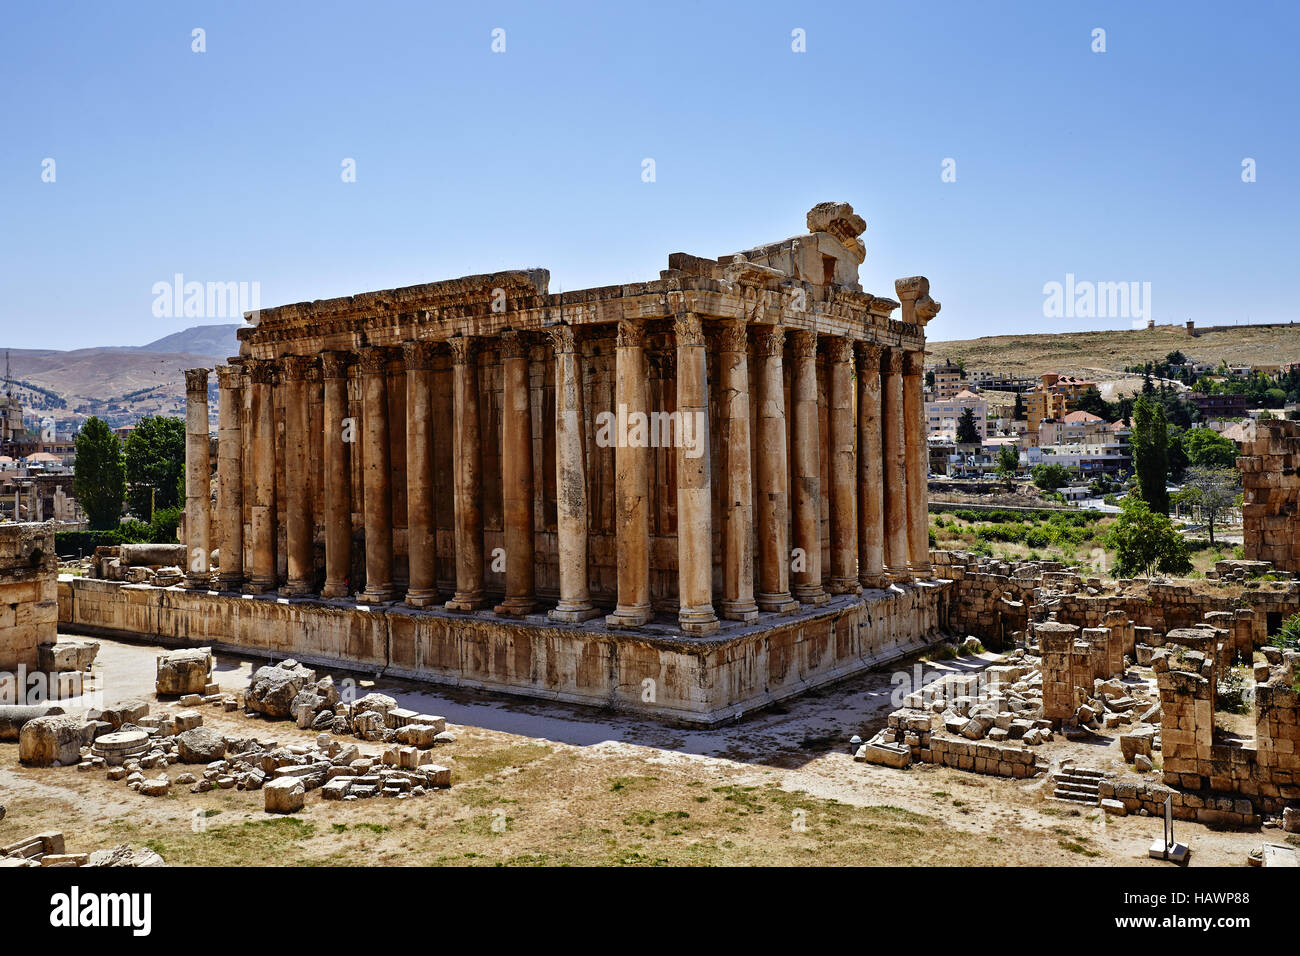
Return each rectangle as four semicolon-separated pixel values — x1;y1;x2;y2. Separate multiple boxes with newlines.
2;0;1296;351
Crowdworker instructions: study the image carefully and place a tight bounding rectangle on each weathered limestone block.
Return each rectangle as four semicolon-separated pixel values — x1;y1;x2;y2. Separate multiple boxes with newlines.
175;727;227;763
245;661;317;718
19;715;90;766
37;639;99;673
155;647;213;696
264;777;305;813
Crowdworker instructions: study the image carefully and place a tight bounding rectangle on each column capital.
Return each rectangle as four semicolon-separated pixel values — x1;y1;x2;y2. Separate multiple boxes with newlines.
499;328;531;359
854;341;883;366
401;339;437;370
546;323;579;354
215;365;243;390
787;328;817;358
673;312;706;347
716;318;749;353
903;349;926;376
615;319;646;349
184;367;211;394
752;324;785;356
245;359;277;386
320;350;353;380
826;337;854;364
357;345;393;375
885;348;905;374
280;354;316;381
448;335;478;366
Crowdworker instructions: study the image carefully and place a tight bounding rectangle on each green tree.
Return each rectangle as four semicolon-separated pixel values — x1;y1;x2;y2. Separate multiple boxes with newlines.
1131;397;1170;514
1031;462;1070;491
1166;349;1187;366
1176;465;1239;547
1103;495;1192;578
1184;427;1237;469
1012;392;1026;421
123;416;187;520
1074;386;1113;420
996;445;1020;488
956;406;981;444
73;417;125;530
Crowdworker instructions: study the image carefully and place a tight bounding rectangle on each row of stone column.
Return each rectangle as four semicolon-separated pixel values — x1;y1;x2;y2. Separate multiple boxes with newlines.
187;318;931;633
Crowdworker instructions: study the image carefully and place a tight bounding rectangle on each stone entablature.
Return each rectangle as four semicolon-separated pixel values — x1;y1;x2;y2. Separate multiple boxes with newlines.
184;203;942;642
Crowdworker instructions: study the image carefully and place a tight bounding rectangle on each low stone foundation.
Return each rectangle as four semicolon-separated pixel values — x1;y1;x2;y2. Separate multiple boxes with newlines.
59;575;952;725
1097;778;1261;828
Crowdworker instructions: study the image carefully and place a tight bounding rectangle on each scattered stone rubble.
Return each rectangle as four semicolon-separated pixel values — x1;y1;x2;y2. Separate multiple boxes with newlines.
0;831;164;868
156;647;215;697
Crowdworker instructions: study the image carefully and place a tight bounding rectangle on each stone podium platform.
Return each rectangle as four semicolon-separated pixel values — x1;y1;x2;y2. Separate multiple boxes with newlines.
59;575;950;725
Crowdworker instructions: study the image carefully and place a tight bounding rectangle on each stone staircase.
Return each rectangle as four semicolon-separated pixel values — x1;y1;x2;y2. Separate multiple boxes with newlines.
1051;766;1106;805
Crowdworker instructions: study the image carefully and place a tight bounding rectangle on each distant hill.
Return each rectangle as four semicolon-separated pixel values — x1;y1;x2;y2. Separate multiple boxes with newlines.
139;324;240;358
929;322;1300;381
1;323;241;430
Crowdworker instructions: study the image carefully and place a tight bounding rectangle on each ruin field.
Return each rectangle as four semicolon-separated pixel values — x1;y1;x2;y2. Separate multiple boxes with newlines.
0;638;1270;867
928;322;1300;379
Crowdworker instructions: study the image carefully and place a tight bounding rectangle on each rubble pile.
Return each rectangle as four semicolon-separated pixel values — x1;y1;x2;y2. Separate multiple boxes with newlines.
0;831;165;868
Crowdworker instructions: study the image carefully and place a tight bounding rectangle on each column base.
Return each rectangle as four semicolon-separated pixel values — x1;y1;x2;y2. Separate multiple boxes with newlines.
886;567;913;585
320;582;350;599
793;585;830;606
858;573;889;590
756;592;800;614
405;588;439;608
909;563;932;580
494;597;536;617
357;587;394;604
216;575;245;593
679;605;720;635
244;578;276;595
183;573;212;590
279;581;314;598
605;605;652;629
445;591;485;612
828;577;861;595
550;603;603;624
720;599;759;623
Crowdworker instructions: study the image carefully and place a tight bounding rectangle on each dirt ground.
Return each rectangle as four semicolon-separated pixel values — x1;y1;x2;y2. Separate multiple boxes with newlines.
0;636;1279;867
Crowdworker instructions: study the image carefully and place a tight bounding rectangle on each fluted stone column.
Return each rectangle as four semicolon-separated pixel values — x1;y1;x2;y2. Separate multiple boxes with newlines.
753;326;798;613
882;347;911;583
903;349;931;578
718;319;758;622
183;367;212;589
446;336;485;610
827;337;859;593
549;325;599;623
215;366;244;590
896;276;941;580
320;351;353;598
789;330;828;605
357;347;394;603
855;343;887;588
246;359;277;593
675;314;719;635
280;355;315;596
606;320;652;628
403;341;438;607
496;330;536;616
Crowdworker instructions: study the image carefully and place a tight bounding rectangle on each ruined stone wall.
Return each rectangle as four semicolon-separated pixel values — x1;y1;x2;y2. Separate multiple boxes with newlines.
1155;643;1300;813
0;522;59;671
1238;419;1300;573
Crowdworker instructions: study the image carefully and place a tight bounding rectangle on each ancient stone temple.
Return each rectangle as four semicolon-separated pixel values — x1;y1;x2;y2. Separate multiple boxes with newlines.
70;202;950;722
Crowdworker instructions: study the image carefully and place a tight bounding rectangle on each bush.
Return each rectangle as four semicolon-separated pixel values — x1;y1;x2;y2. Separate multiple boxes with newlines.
1271;612;1300;650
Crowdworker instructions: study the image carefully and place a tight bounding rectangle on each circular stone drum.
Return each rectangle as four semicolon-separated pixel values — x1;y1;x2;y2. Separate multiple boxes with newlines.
91;730;150;766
